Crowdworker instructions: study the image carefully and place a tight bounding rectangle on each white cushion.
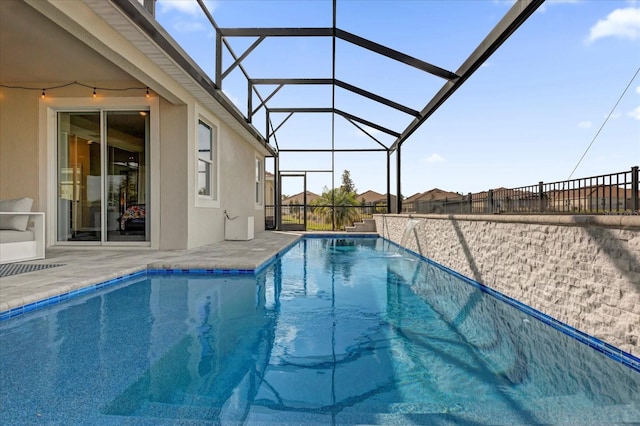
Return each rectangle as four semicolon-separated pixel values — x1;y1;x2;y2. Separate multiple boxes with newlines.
0;197;34;231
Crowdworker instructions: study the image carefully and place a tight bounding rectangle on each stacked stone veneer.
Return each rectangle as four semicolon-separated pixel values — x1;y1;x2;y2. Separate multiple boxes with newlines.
374;214;640;356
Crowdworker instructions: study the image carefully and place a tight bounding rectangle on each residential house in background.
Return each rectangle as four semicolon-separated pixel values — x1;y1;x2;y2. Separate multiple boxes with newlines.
357;190;398;214
547;185;636;212
403;188;464;214
282;191;320;208
265;171;275;207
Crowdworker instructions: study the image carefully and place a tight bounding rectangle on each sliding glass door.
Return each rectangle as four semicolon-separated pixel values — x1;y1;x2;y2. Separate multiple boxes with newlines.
105;111;148;242
57;110;149;243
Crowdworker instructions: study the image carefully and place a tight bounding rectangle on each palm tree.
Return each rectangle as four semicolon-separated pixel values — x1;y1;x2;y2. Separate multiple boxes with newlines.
312;186;361;230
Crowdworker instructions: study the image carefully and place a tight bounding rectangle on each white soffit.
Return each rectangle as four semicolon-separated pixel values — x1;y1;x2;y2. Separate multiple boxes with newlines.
48;0;273;157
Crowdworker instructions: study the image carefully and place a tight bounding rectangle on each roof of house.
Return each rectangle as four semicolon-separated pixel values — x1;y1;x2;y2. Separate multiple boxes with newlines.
282;191;320;205
357;190;385;203
403;192;424;203
405;188;463;202
356;190;397;204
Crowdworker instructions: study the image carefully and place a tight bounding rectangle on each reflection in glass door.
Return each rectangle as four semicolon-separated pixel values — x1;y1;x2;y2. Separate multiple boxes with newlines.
57;112;102;241
57;110;149;243
106;111;148;242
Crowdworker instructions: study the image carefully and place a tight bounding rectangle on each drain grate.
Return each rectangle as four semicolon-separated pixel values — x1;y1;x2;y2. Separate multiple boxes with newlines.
0;263;65;278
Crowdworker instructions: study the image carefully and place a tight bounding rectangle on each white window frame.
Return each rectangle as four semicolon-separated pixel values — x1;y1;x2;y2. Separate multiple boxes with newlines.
195;106;220;208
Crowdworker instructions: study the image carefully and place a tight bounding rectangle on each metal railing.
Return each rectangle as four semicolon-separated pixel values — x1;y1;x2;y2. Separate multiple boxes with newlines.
402;166;639;215
265;167;638;229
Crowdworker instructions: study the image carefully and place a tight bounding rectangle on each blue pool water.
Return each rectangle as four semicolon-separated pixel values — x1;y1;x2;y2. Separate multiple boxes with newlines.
1;237;639;425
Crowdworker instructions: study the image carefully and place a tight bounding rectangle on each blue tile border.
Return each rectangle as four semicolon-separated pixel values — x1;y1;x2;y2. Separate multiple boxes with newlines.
147;268;255;275
0;262;277;322
384;238;640;374
255;236;303;274
302;233;379;239
0;235;305;321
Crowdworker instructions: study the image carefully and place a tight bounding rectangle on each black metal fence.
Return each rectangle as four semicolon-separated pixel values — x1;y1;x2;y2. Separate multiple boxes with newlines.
403;166;639;215
265;167;638;229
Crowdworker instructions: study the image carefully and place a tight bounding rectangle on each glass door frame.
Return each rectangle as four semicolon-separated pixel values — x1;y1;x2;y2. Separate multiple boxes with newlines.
44;97;159;248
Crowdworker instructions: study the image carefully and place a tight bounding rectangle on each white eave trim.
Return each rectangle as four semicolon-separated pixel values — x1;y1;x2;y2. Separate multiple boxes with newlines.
29;0;275;157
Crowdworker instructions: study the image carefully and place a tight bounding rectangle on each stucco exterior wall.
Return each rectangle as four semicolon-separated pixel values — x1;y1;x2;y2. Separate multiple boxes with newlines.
1;82;148;209
159;100;188;250
375;214;640;355
2;1;271;251
187;117;266;248
0;87;45;209
1;82;267;250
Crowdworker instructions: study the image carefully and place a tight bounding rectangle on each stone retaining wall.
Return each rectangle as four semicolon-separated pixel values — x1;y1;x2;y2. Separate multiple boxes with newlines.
374;214;640;355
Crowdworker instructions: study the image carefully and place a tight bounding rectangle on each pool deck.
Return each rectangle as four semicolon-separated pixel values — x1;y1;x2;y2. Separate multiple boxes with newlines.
1;231;377;315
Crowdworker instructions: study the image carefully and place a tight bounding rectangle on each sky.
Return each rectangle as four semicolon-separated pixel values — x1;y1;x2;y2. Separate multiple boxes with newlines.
154;0;640;198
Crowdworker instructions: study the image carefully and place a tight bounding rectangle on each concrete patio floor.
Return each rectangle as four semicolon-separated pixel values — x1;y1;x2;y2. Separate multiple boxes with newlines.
0;231;310;315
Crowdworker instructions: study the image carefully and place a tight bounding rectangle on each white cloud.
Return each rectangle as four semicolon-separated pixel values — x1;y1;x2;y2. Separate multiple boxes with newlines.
628;106;640;120
157;0;203;16
636;85;640;95
587;7;640;43
173;20;206;32
608;112;622;119
425;153;444;163
222;89;240;108
540;0;581;13
578;121;592;128
157;1;218;33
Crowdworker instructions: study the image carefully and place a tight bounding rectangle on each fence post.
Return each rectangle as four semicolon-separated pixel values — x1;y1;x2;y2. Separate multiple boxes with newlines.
468;193;472;213
632;166;639;212
538;181;544;212
488;189;494;214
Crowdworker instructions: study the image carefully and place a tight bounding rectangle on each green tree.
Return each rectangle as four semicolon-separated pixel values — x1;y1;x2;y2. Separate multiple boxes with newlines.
312;186;360;230
340;169;356;194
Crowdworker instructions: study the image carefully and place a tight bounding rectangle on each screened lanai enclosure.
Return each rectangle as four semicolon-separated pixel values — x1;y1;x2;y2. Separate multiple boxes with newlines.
117;0;545;230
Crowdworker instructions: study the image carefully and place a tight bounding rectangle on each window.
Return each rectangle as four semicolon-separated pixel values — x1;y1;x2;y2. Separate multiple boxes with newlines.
255;157;262;205
198;119;216;199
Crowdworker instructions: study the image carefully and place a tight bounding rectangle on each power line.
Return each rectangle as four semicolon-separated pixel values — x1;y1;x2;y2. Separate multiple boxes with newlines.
568;65;640;180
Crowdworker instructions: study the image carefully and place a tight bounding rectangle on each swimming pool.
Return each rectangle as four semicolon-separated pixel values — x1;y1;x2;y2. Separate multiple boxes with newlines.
1;237;638;424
